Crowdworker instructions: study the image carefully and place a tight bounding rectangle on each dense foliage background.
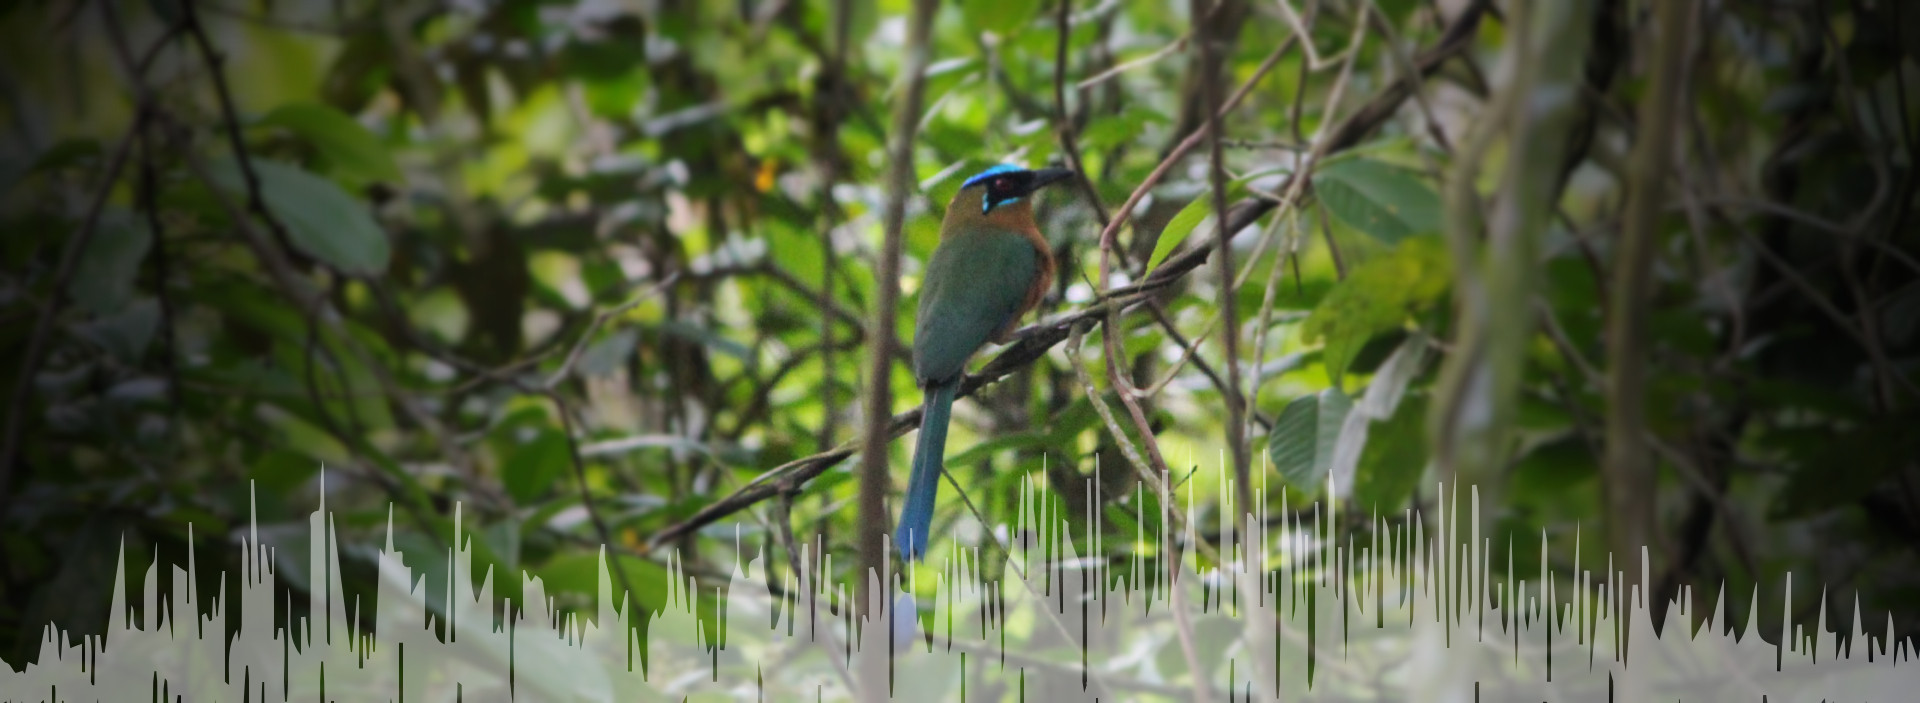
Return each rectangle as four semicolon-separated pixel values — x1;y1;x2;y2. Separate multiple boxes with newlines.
2;0;1916;689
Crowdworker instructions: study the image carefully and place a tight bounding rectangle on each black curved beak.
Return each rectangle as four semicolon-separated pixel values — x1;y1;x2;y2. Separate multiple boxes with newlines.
1029;167;1076;192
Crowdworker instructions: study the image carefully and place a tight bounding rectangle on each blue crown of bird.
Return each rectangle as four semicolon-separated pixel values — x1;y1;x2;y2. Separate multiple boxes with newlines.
895;164;1074;562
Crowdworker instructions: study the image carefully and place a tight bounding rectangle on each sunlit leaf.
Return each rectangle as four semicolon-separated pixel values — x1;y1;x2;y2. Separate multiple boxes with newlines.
1149;196;1214;272
1300;235;1450;386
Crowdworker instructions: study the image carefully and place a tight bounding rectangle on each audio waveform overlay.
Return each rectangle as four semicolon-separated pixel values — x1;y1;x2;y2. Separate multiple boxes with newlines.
3;471;1917;702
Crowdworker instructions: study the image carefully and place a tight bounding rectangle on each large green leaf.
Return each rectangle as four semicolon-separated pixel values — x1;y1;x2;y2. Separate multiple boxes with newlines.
1300;235;1450;386
503;428;570;504
1266;388;1352;495
206;157;391;276
255;102;401;183
1311;157;1441;244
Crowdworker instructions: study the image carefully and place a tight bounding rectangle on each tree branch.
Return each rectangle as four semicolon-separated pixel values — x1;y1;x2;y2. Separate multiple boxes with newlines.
1604;0;1694;593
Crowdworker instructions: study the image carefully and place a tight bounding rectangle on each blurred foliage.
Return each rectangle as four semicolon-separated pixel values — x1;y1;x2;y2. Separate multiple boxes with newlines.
0;0;1917;690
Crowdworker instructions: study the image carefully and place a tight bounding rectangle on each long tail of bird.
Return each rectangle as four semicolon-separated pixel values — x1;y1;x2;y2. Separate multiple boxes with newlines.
896;379;957;561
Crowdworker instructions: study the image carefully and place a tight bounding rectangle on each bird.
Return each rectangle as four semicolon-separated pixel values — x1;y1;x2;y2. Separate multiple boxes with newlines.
895;164;1073;562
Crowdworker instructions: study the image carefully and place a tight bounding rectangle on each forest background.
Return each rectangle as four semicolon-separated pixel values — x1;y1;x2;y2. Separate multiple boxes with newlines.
2;0;1917;690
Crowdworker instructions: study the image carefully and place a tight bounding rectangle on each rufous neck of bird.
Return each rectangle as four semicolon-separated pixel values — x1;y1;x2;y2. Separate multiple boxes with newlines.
943;187;1040;238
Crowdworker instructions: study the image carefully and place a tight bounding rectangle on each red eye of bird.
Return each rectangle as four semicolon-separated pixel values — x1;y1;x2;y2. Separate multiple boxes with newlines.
994;177;1010;190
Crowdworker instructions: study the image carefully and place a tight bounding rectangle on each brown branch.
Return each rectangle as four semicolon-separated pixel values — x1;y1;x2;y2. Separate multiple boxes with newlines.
181;0;300;259
1193;0;1251;561
814;0;856;451
1604;0;1695;594
543;386;637;601
856;10;934;691
546;273;683;388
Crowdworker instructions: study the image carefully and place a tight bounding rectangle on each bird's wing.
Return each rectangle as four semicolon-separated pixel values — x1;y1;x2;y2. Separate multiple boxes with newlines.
912;229;1040;385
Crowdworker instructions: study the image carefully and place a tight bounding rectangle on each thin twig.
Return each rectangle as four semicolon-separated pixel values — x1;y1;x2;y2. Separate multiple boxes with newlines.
932;464;1122;702
181;0;299;257
856;7;935;696
1097;37;1297;288
1076;36;1190;91
545;273;683;388
1054;0;1112;227
543;387;639;604
1193;0;1251;567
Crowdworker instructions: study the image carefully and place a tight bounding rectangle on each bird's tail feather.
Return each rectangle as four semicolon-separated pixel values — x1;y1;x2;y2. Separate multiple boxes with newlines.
896;380;956;562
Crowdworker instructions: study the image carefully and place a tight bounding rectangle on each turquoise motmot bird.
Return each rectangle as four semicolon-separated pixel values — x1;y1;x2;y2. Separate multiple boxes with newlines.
896;164;1073;562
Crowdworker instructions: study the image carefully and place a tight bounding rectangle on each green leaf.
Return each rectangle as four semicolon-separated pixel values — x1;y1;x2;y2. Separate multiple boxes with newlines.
1266;388;1352;495
1300;235;1450;386
1148;196;1213;272
657;320;754;367
1352;395;1429;512
576;328;640;378
536;549;675;614
503;429;570;504
962;0;1043;36
1081;103;1170;155
68;210;151;315
205;157;391;276
1328;335;1430;496
1311;158;1441;244
255;102;401;183
1145;168;1292;272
